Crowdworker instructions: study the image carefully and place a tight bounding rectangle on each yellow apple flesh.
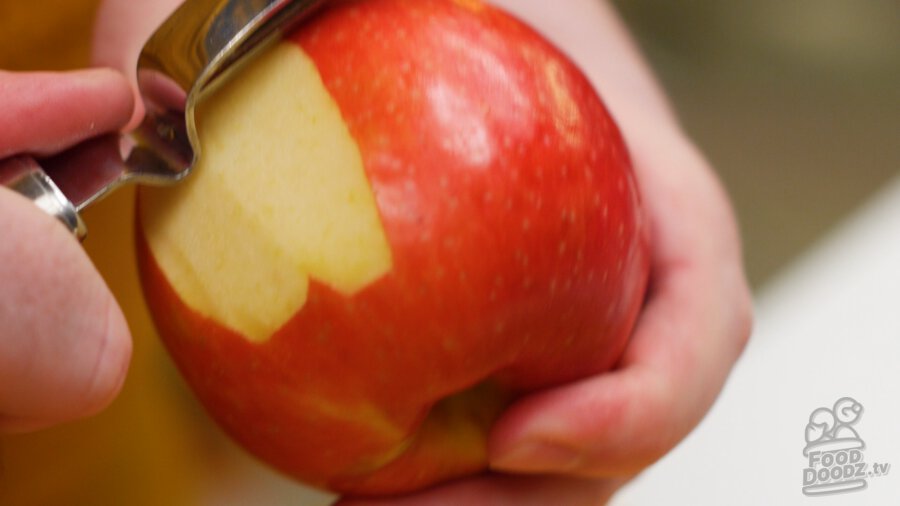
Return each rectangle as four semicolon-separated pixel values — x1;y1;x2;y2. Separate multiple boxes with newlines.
140;43;392;342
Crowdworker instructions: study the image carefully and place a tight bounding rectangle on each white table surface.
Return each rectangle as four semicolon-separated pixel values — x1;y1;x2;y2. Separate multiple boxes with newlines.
613;175;900;505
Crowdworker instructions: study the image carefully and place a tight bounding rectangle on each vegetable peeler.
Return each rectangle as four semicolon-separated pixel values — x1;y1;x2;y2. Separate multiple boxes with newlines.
0;0;327;239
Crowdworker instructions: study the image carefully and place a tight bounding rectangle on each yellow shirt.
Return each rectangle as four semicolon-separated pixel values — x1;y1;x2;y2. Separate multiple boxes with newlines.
2;1;97;69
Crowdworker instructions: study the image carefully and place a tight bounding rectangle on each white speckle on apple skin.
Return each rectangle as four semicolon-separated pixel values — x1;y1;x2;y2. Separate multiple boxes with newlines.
513;249;530;268
560;207;578;224
606;302;619;319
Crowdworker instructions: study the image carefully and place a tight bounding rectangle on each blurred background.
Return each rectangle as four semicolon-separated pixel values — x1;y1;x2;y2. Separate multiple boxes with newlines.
1;0;898;504
612;0;900;286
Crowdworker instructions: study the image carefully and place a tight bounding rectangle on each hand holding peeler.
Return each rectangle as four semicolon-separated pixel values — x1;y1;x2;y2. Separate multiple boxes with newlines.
0;0;326;239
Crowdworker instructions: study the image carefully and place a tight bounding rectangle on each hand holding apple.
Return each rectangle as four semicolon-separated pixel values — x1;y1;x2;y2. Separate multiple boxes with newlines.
337;1;751;504
91;0;752;503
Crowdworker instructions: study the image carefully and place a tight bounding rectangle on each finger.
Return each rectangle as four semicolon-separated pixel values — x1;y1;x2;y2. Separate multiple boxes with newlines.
0;68;133;159
335;474;624;506
488;141;753;476
488;267;749;475
91;0;183;129
0;189;132;432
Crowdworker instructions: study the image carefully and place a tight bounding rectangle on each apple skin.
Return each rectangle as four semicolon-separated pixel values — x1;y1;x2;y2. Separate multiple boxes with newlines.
137;0;649;496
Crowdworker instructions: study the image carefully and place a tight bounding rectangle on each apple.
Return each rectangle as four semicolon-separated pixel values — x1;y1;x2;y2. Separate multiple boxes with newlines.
136;0;649;496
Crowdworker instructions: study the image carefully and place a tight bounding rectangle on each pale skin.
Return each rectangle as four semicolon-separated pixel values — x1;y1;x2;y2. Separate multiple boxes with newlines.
1;0;753;503
0;69;133;432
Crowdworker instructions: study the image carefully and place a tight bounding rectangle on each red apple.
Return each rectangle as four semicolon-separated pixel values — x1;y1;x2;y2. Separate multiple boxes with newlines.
136;0;649;496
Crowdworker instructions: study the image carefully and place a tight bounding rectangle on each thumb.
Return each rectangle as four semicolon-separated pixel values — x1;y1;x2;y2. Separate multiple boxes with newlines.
0;190;132;432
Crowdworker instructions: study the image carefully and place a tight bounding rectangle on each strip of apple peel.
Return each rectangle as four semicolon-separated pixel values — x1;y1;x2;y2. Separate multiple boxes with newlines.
139;42;393;342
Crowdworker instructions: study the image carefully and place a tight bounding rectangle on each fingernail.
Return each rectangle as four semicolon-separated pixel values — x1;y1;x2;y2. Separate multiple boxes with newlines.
491;439;583;473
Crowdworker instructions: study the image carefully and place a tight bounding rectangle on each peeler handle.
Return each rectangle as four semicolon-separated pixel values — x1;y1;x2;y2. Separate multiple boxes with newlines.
0;135;130;240
0;155;87;239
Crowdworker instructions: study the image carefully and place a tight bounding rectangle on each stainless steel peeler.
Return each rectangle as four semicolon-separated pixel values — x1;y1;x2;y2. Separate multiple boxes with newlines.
0;0;326;239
